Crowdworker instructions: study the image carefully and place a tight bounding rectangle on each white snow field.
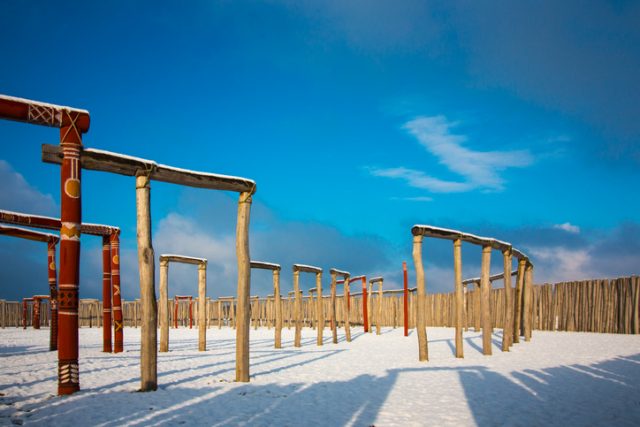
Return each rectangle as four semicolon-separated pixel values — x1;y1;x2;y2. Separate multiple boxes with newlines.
1;326;639;426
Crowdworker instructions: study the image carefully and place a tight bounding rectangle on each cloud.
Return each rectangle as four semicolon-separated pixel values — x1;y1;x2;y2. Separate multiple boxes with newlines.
390;196;434;202
371;115;533;193
0;160;57;215
553;222;580;234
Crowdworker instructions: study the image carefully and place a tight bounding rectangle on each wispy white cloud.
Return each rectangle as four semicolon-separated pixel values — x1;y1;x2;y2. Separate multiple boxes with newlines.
0;160;57;215
553;222;580;234
390;195;434;202
372;115;533;193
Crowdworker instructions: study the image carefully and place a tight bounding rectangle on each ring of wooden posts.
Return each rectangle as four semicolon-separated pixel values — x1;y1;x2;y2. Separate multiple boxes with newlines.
329;269;351;343
411;224;533;362
292;264;324;347
0;225;59;351
0;209;123;354
250;261;282;348
159;255;207;352
40;130;255;388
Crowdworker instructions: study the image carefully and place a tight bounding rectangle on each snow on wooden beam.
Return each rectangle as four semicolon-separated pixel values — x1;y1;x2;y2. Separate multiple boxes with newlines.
349;275;365;283
292;264;322;274
0;225;59;243
369;276;383;283
0;209;119;236
42;145;256;193
462;270;518;286
0;94;90;131
250;261;281;271
159;254;207;266
329;268;349;277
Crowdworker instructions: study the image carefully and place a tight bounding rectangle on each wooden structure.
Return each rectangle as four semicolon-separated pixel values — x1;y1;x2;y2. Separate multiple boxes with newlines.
159;254;207;352
411;224;532;362
250;261;282;348
32;295;50;330
292;264;323;347
173;296;194;329
369;277;384;335
329;269;350;343
402;262;409;337
42;143;256;388
348;275;367;332
0;225;59;351
0;209;123;353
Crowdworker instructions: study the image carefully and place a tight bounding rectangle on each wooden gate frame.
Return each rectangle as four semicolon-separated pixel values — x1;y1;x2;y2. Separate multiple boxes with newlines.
329;269;350;344
368;277;384;335
292;264;323;347
250;261;282;348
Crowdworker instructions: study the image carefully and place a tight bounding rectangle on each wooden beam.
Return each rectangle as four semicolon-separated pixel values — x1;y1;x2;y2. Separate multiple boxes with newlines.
159;254;207;266
250;261;281;271
0;94;90;131
293;264;322;274
42;144;256;194
0;225;58;243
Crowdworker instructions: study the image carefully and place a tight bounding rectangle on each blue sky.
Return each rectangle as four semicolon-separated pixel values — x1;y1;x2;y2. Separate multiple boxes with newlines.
1;1;638;300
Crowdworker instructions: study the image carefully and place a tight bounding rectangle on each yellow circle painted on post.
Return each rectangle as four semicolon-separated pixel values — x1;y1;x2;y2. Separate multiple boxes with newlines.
112;254;119;265
49;262;56;270
64;178;80;198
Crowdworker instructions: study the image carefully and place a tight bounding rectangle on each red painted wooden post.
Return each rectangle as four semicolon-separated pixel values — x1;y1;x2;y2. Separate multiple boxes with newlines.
110;232;123;353
362;277;369;333
102;236;112;352
189;297;193;329
48;240;58;351
33;297;41;329
403;261;409;337
22;299;27;329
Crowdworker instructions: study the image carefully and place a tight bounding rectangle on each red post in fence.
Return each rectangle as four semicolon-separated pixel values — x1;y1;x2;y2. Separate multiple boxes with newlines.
33;297;41;329
102;236;112;352
22;299;28;329
403;261;409;337
47;240;58;351
110;232;123;353
362;277;369;333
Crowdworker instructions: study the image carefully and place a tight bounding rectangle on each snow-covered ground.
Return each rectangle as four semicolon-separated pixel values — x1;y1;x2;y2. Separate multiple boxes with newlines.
1;326;639;426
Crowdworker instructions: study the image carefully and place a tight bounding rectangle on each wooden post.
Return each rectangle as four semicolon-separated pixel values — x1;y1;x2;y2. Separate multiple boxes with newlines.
365;278;372;333
198;261;207;351
513;259;526;343
330;272;338;344
403;261;409;337
316;272;323;346
344;276;351;342
136;173;157;391
57;112;84;395
174;297;179;328
453;238;464;358
189;297;194;329
47;240;58;351
501;249;513;351
413;235;428;361
159;258;169;352
524;263;534;342
110;232;124;353
293;270;302;347
33;297;41;329
235;191;252;383
274;269;282;349
102;236;112;353
480;245;492;356
377;281;382;335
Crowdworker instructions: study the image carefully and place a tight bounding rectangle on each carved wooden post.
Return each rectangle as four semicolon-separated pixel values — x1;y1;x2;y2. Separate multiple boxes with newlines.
47;240;58;351
330;271;338;344
344;275;352;342
316;271;323;346
102;236;112;352
110;232;124;353
235;191;252;383
198;261;207;351
136;173;157;391
33;297;41;329
403;261;409;337
453;238;464;358
159;258;169;352
513;258;526;343
413;235;428;361
293;270;302;347
274;269;282;349
480;245;492;356
501;249;513;351
524;263;534;342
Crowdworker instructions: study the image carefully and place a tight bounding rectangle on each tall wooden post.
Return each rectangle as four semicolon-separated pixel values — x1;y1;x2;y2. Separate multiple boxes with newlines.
362;277;369;333
330;272;338;344
274;269;282;349
136;173;157;391
501;249;513;351
189;297;194;329
523;263;534;342
235;191;252;382
376;280;383;335
47;240;58;351
102;236;112;352
403;261;409;337
58;111;83;395
293;270;302;347
453;238;464;358
344;275;351;342
316;272;323;346
159;258;169;352
33;297;41;329
198;261;207;351
110;232;124;353
22;299;27;329
513;258;526;343
480;245;492;356
413;235;428;361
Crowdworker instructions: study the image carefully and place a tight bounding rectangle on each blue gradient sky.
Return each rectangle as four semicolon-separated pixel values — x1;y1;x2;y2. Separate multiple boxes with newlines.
1;1;638;300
